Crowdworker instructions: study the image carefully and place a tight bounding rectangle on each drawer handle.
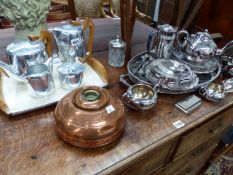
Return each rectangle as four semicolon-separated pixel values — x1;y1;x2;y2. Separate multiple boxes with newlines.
208;119;223;134
184;166;193;174
191;146;205;157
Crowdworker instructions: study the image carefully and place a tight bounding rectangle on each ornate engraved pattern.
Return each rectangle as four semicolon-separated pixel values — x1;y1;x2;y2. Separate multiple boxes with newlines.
0;0;50;30
74;0;102;18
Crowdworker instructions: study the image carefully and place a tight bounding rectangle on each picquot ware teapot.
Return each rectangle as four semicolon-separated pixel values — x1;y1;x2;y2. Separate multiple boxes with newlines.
0;30;53;79
49;18;94;63
177;29;233;61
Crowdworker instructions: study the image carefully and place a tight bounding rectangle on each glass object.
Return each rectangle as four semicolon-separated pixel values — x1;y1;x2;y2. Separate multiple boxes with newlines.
108;36;126;67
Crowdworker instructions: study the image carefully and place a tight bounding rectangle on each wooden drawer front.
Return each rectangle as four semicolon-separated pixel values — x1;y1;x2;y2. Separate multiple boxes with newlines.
158;124;231;175
115;140;175;175
176;144;217;175
174;108;233;159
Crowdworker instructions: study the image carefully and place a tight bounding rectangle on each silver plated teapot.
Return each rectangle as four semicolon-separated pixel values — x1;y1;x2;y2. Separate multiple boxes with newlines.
177;29;233;61
49;18;94;63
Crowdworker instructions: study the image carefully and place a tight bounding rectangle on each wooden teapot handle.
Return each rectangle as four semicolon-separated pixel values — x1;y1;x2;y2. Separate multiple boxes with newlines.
28;30;53;58
71;18;95;63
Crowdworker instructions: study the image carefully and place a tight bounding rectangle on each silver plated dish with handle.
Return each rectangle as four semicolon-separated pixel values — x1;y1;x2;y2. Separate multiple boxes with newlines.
145;59;198;91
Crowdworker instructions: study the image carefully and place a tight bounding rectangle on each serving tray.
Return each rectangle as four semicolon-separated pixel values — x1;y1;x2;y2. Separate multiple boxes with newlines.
0;57;108;116
125;51;221;94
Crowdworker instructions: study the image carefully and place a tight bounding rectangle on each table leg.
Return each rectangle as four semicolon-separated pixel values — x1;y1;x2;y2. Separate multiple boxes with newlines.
120;0;136;61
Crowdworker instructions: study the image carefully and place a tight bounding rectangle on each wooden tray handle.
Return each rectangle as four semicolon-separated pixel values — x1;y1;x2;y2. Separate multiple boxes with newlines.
86;57;109;85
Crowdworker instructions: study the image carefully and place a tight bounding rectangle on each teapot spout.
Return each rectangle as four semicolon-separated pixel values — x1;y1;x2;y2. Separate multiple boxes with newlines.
0;60;26;82
216;40;233;55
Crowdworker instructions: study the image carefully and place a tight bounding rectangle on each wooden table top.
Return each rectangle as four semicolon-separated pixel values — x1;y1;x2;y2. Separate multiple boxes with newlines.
0;18;233;175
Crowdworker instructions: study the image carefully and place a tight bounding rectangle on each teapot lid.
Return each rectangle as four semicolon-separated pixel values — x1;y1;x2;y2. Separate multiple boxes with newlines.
158;24;177;33
109;35;126;48
49;24;82;35
6;40;44;56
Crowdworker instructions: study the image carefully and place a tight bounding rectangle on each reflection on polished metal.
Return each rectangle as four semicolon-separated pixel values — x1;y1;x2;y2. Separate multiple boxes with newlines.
122;84;157;110
177;29;233;61
223;78;233;93
24;63;55;97
49;18;94;63
54;86;125;148
57;62;85;89
147;24;178;59
199;83;225;102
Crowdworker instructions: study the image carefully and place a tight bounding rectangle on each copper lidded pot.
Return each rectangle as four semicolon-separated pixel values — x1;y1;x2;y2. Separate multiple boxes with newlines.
54;86;125;148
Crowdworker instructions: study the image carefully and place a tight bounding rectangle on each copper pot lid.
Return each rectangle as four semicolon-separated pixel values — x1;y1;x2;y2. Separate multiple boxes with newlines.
54;86;125;148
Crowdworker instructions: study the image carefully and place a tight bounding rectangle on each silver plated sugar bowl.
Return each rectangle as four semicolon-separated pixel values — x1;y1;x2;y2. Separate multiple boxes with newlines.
199;83;225;102
122;84;157;110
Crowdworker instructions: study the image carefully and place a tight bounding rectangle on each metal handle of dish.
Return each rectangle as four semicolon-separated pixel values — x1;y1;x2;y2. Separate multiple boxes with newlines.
122;92;138;110
71;17;95;63
147;30;157;54
28;30;53;58
120;74;133;87
177;29;189;49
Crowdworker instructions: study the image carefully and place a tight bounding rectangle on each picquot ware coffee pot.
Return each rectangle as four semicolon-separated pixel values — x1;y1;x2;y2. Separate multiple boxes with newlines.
49;18;94;63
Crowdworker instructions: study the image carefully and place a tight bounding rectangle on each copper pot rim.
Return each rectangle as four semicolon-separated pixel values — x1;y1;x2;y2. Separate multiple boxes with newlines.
55;98;125;129
72;86;110;111
55;122;125;148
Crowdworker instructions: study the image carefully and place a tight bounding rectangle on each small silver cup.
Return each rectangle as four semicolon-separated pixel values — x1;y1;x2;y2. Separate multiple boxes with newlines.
122;84;157;110
57;62;85;89
199;83;225;102
24;63;55;97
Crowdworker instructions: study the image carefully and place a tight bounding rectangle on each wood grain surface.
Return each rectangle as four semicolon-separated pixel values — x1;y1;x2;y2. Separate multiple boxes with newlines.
0;18;233;175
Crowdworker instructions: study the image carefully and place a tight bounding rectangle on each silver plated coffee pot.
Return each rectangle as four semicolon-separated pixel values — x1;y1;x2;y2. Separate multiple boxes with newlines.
49;18;94;63
147;24;179;59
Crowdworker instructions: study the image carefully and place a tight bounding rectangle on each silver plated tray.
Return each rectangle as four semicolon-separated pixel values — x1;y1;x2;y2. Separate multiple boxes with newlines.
126;52;221;94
